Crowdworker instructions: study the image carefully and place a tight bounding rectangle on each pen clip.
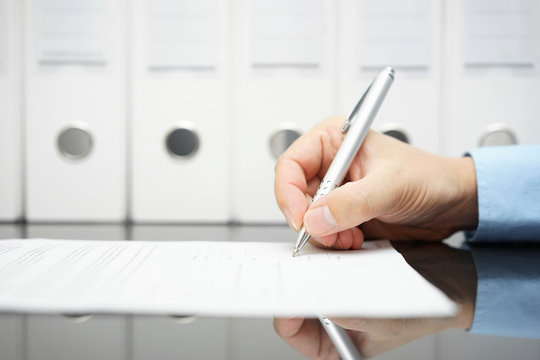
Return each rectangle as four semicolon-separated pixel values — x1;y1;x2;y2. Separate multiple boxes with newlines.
342;81;373;133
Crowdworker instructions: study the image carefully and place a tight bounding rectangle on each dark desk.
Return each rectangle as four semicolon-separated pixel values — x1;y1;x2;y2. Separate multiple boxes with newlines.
0;224;539;360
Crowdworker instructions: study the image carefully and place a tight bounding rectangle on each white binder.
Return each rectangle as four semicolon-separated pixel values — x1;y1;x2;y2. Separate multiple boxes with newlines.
24;0;127;222
337;0;442;154
231;0;337;223
0;315;23;360
130;0;230;222
0;0;22;221
443;0;540;156
27;315;128;360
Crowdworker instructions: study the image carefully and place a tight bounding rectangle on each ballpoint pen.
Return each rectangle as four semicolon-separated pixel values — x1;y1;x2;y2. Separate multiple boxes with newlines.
291;67;395;360
292;66;395;257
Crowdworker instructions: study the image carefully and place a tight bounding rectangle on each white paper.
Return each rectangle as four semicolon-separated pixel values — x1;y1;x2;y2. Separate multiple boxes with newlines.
463;0;537;66
0;239;456;317
147;0;218;69
37;0;107;64
251;0;322;67
358;0;431;69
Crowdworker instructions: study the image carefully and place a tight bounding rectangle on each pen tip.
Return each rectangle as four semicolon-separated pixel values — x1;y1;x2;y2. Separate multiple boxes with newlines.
292;248;299;257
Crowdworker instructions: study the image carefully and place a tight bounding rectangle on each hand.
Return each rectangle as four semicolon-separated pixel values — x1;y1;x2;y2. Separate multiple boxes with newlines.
274;117;478;249
274;242;477;359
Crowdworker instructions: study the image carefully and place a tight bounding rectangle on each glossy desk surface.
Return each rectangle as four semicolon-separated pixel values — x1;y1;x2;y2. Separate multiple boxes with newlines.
0;224;539;360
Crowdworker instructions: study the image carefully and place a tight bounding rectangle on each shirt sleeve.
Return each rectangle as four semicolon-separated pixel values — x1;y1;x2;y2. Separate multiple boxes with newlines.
466;144;540;242
469;244;540;339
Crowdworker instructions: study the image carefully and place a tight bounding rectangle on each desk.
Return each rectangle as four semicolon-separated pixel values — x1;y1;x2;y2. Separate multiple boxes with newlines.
0;224;539;360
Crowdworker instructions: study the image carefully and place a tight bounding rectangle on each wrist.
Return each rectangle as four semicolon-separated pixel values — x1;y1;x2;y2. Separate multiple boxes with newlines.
433;249;477;331
448;156;479;231
451;250;477;330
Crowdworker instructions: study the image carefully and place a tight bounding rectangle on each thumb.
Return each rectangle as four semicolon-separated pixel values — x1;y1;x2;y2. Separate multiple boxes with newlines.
303;174;395;237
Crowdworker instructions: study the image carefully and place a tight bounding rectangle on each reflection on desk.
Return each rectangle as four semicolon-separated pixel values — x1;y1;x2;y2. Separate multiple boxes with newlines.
396;241;540;340
468;243;540;339
0;224;539;360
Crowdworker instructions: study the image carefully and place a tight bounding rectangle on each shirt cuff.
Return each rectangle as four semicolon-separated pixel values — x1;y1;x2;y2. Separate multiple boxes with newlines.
466;145;540;242
469;244;540;339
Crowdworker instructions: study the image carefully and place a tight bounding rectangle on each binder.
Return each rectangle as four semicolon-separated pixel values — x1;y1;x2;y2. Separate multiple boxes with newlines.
0;0;22;221
130;0;230;222
0;314;23;360
231;0;337;223
336;0;442;154
24;0;127;222
27;315;127;360
442;0;540;156
132;317;229;360
26;224;127;241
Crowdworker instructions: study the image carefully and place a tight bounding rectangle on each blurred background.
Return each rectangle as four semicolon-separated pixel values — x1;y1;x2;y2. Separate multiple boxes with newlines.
1;0;539;225
1;0;540;359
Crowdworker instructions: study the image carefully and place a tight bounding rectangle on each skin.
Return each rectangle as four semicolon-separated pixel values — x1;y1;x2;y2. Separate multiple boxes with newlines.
275;116;478;249
273;117;480;359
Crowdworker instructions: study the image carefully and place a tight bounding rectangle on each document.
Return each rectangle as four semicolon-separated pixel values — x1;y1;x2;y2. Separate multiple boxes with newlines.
0;239;456;317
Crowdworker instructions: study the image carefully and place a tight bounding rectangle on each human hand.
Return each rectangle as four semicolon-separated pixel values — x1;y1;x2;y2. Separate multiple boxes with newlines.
274;242;477;359
274;117;478;249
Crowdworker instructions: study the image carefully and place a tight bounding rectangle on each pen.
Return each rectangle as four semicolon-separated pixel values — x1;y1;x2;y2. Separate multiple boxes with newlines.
291;67;394;360
319;315;361;360
292;66;395;257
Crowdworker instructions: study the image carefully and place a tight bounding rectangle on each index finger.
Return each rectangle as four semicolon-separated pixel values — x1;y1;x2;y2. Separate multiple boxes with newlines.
274;117;346;230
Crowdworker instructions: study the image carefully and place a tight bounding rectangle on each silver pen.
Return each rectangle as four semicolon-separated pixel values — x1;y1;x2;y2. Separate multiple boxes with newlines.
291;67;394;360
319;315;361;360
292;66;395;257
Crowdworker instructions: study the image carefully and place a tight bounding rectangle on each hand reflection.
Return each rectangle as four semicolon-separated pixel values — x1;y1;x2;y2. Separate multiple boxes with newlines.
274;242;477;359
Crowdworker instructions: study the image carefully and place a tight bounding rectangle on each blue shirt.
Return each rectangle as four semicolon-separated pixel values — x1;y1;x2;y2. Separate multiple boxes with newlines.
467;145;540;242
466;145;540;339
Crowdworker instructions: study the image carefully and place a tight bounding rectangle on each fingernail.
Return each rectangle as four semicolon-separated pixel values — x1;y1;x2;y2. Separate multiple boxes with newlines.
304;205;337;235
284;209;300;231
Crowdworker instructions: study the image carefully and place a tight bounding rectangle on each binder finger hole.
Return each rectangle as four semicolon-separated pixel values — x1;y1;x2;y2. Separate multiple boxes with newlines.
166;126;200;159
57;125;93;160
269;128;301;160
378;123;410;144
479;124;518;147
168;314;197;324
61;314;93;323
